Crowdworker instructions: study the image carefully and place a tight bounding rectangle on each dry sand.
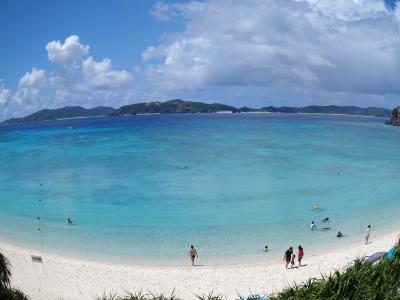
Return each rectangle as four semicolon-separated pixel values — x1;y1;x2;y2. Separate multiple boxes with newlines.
1;230;399;300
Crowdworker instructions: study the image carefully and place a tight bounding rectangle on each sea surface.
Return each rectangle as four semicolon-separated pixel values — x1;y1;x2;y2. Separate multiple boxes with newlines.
0;113;399;265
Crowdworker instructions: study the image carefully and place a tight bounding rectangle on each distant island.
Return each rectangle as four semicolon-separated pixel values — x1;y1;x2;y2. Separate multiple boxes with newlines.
1;99;394;125
3;106;114;124
385;106;400;126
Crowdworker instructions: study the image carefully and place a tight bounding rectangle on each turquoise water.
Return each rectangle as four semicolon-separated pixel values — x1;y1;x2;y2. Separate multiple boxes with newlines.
0;113;399;265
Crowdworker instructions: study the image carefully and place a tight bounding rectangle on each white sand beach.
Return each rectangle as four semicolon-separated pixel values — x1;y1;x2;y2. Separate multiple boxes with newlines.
1;230;398;300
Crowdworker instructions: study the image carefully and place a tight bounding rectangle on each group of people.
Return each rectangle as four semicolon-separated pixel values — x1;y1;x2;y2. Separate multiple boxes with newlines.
187;224;372;267
283;245;304;269
309;217;345;238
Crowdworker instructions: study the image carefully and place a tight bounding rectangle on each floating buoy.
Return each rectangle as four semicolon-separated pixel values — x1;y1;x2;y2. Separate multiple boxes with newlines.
312;204;321;211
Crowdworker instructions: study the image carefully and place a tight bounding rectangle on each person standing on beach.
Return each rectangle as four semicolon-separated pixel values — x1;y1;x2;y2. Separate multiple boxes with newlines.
365;225;371;244
283;247;293;269
188;245;198;266
298;245;304;267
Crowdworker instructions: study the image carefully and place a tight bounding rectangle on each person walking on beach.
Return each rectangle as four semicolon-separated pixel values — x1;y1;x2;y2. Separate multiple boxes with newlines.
188;245;198;266
283;247;293;269
298;245;304;267
365;225;371;245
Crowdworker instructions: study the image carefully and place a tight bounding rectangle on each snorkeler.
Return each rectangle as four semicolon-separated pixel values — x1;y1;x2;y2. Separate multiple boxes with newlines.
310;221;316;230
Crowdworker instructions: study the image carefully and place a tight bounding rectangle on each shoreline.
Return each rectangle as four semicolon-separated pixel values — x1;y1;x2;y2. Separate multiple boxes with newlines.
1;111;386;127
1;230;398;300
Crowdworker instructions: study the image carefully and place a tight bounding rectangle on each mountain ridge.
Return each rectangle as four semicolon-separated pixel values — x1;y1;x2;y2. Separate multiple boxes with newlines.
1;100;394;124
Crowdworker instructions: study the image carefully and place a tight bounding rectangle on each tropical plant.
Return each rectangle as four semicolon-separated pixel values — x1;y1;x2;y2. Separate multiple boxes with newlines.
0;252;11;289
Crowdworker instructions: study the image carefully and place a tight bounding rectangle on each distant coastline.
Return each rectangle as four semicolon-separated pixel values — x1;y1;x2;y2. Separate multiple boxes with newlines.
1;99;394;125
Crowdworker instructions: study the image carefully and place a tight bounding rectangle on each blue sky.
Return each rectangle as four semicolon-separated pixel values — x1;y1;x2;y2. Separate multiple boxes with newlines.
0;0;399;120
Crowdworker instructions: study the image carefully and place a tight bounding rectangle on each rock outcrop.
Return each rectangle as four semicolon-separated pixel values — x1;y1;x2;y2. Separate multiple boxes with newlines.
385;106;400;126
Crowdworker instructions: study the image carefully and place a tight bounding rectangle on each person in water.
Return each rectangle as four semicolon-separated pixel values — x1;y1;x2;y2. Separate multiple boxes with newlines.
322;217;329;222
264;245;269;252
283;247;293;269
365;225;371;245
337;230;343;238
67;217;73;225
188;245;198;266
298;245;304;267
310;221;316;230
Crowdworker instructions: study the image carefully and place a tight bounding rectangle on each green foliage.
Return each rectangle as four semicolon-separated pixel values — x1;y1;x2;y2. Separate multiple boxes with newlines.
0;252;29;299
0;287;30;300
196;292;224;300
270;242;400;300
96;291;181;300
0;252;11;289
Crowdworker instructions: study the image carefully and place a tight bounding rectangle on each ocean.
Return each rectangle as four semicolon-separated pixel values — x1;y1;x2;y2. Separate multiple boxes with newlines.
0;113;399;265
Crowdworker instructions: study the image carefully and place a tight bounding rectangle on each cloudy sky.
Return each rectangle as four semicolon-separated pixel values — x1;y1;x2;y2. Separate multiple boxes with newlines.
0;0;399;120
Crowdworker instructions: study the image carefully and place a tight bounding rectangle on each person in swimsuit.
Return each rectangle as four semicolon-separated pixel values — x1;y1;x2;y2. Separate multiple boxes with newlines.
365;225;371;245
310;221;316;230
283;246;293;269
337;230;343;238
298;245;304;267
67;217;73;225
188;245;198;266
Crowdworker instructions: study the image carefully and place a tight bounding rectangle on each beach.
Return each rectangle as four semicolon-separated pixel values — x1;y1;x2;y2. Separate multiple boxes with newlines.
1;230;398;300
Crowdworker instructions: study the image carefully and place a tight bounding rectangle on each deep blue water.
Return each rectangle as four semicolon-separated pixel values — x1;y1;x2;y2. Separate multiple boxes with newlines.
0;113;399;265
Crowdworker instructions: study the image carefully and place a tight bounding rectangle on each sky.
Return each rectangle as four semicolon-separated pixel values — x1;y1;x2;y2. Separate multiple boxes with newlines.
0;0;399;120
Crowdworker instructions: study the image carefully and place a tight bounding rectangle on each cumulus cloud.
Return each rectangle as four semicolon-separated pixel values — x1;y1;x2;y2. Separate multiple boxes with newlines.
81;56;133;89
0;85;11;106
0;35;135;120
145;0;400;103
18;68;48;88
46;35;90;69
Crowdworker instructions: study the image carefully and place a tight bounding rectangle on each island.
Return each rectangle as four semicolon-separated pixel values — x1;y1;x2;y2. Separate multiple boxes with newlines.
385;106;400;126
2;106;115;124
1;99;394;125
110;99;235;115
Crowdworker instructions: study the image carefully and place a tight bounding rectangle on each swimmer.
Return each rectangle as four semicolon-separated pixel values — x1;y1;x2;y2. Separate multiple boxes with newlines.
310;221;316;230
322;217;330;222
264;245;269;252
322;227;331;231
337;230;343;238
67;217;73;225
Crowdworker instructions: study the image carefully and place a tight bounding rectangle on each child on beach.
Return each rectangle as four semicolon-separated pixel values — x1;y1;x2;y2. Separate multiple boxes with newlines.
291;254;296;268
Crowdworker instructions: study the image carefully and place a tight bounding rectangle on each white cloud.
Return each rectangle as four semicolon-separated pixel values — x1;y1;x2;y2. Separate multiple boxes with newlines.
81;56;133;89
0;85;11;106
18;68;48;88
151;1;205;21
145;0;400;103
46;35;89;69
0;34;135;120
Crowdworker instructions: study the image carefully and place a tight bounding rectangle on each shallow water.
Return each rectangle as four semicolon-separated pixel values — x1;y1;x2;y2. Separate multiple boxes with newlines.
0;113;399;265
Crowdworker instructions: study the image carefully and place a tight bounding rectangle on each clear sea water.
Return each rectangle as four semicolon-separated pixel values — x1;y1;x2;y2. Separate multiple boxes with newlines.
0;113;399;265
